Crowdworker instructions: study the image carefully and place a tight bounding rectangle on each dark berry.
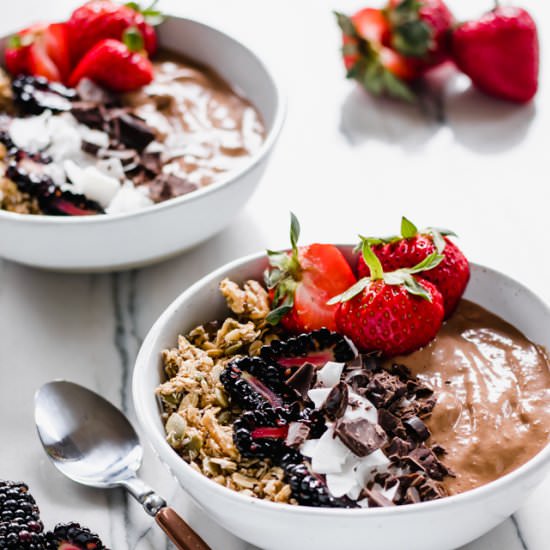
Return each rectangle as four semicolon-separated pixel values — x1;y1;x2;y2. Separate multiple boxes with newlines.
220;356;292;410
12;75;77;115
7;157;103;216
45;522;107;550
233;405;293;459
260;329;357;370
0;481;45;549
284;463;356;508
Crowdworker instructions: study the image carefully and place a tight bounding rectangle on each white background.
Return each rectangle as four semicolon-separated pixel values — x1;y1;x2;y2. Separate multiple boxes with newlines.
0;1;548;549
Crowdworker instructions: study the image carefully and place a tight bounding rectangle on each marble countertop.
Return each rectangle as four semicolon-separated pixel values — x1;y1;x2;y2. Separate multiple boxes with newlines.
1;1;549;549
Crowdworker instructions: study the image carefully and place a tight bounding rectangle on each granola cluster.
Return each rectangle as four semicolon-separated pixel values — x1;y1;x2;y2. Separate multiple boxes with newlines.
157;278;292;503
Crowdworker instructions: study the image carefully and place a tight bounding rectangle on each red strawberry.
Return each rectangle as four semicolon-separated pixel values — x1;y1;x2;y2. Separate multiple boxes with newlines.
452;6;539;103
68;30;154;92
331;241;445;356
357;216;469;318
5;23;71;82
385;0;454;70
265;214;357;333
336;9;419;102
67;0;160;64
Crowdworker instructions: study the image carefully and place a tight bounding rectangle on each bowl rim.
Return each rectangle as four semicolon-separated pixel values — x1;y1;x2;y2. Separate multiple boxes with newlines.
133;247;550;517
0;15;286;225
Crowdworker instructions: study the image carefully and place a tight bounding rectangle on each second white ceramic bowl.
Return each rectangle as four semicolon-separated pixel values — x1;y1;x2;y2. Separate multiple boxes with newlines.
0;17;285;271
133;247;550;550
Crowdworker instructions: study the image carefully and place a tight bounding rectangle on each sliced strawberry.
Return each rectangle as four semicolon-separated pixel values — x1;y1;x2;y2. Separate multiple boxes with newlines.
5;23;69;82
251;426;289;439
68;31;153;92
265;214;356;333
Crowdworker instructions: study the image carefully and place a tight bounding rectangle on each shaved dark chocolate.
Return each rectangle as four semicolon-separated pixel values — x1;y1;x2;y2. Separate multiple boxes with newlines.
71;101;106;130
405;448;449;481
378;409;407;439
286;363;315;400
149;174;198;202
404;415;430;442
141;151;162;176
335;418;387;457
361;488;395;507
322;382;349;420
365;370;407;408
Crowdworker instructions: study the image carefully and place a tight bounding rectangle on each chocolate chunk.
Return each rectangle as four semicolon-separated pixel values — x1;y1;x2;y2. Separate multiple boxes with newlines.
431;444;447;457
386;437;413;459
404;415;430;442
116;112;156;151
286;363;315;400
378;409;407;439
362;353;383;372
322;382;349;420
361;488;395;507
149;174;198;202
390;363;412;380
81;141;101;156
345;369;371;391
405;486;421;504
285;422;310;448
335;418;387;457
141;151;162;176
71;101;106;130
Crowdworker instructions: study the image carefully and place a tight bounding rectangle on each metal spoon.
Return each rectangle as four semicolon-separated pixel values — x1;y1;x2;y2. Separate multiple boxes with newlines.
34;380;210;550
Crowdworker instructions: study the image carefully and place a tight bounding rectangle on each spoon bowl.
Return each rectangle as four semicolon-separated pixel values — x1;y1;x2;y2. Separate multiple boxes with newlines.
35;381;142;489
34;380;210;550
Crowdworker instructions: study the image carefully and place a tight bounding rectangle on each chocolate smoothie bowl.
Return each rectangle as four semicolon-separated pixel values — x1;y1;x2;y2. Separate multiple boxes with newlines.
0;9;284;270
134;218;550;550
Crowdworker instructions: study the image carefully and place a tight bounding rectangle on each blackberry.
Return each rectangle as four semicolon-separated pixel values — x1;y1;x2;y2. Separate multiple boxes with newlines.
7;158;104;216
220;356;292;410
260;329;357;370
12;75;77;115
285;463;356;508
233;405;294;459
45;522;107;550
299;406;327;439
0;481;45;549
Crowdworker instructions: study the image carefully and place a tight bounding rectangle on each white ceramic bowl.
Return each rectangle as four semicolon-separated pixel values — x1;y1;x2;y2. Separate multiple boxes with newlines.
133;247;550;550
0;17;284;271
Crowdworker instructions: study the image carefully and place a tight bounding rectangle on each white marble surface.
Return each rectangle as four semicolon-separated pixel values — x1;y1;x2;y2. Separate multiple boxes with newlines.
1;0;549;549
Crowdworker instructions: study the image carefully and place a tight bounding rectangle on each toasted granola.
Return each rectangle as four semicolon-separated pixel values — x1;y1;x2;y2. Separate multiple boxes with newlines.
157;279;292;503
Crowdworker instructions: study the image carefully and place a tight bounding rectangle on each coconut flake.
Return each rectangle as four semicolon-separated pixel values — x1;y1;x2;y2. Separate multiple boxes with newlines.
64;160;120;207
316;361;345;388
307;388;333;409
310;428;350;474
9;112;51;151
106;180;153;214
300;438;319;458
345;391;378;424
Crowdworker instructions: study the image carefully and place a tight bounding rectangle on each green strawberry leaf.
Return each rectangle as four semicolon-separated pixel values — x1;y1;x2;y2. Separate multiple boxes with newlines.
123;26;145;52
424;227;457;254
401;216;418;238
382;70;416;102
264;267;283;289
290;211;300;252
266;295;294;325
327;278;371;305
386;0;433;58
401;275;433;301
361;239;384;280
334;11;358;38
7;34;21;49
407;251;444;274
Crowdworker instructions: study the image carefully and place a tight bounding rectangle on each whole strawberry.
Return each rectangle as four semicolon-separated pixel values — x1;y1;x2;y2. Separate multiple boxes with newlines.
68;29;154;92
330;241;444;356
336;9;419;102
265;213;356;333
357;216;469;318
452;6;539;103
67;0;160;63
385;0;454;70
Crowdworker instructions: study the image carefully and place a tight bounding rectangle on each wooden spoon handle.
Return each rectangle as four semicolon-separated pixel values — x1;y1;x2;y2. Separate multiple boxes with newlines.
155;506;211;550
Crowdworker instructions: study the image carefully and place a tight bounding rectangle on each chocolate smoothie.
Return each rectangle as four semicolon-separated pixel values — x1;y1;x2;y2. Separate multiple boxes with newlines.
124;51;265;189
394;300;550;494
